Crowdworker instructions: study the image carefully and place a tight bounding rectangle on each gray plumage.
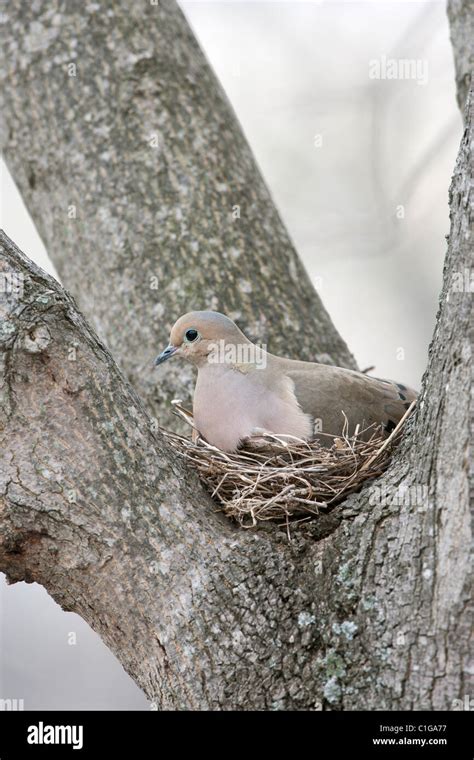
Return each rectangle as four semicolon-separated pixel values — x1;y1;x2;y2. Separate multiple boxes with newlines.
155;311;417;451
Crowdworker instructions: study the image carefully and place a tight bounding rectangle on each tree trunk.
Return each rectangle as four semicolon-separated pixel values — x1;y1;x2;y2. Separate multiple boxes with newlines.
448;0;474;114
0;1;472;710
0;0;355;432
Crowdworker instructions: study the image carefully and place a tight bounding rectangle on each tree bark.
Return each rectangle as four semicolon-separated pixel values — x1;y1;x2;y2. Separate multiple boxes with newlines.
448;0;474;114
0;2;472;710
0;85;471;710
0;0;355;432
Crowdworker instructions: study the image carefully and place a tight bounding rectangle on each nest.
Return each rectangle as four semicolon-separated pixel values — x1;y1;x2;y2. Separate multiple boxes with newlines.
162;401;415;530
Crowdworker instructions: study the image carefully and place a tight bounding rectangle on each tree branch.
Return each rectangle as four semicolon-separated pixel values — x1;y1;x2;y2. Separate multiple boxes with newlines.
0;77;471;705
0;0;355;432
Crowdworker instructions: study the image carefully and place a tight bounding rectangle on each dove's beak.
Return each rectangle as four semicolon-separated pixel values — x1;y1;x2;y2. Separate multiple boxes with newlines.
154;344;178;366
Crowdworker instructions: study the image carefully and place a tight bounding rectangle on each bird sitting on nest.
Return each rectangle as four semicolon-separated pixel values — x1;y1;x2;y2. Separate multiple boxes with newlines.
155;310;417;452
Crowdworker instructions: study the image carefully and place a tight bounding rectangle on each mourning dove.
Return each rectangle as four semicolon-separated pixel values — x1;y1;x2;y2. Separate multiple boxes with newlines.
155;311;417;452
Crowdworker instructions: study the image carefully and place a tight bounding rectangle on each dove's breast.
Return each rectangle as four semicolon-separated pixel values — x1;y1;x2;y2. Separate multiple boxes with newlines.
193;363;312;451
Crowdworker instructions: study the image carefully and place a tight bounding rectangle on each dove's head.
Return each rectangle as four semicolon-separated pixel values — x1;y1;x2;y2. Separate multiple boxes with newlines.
154;310;251;369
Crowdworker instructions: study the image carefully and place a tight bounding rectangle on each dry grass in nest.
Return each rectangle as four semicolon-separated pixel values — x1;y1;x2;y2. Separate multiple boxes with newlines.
163;401;416;530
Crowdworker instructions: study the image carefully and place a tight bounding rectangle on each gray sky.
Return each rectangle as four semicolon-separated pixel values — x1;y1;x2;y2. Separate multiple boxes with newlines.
0;0;461;709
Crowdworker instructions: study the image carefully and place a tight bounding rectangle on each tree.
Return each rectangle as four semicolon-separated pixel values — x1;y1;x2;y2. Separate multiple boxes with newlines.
448;0;474;114
0;0;354;434
0;1;471;709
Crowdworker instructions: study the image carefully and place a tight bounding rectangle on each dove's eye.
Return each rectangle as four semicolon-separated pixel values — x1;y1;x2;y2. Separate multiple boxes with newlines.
184;328;199;343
